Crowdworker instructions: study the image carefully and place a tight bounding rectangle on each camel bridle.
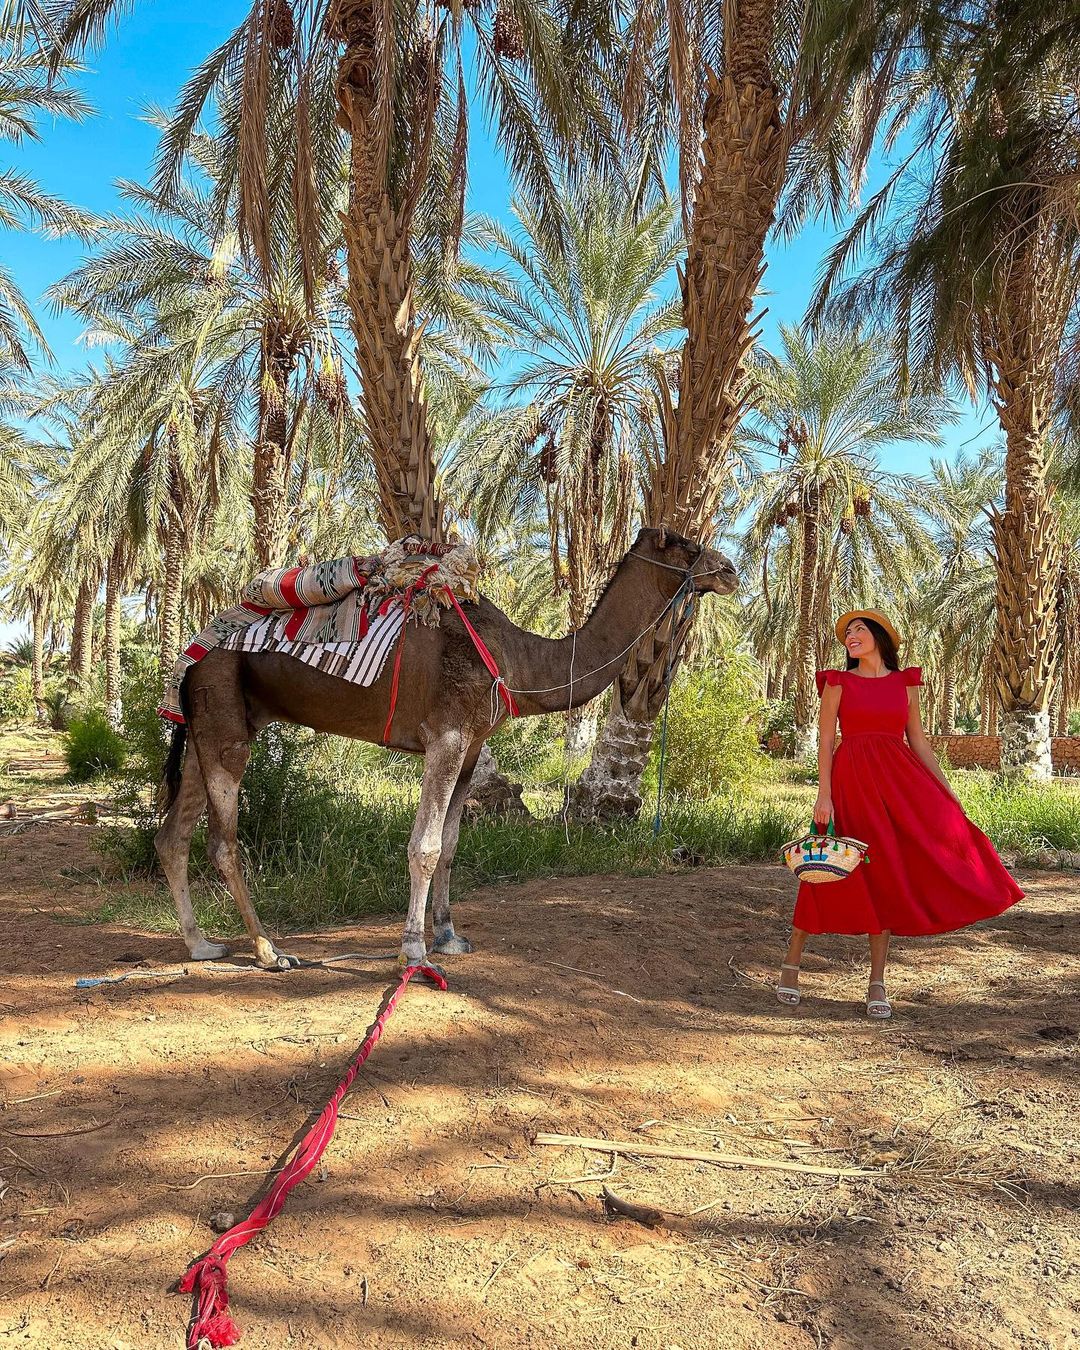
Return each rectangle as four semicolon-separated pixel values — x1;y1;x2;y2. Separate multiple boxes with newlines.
505;540;723;702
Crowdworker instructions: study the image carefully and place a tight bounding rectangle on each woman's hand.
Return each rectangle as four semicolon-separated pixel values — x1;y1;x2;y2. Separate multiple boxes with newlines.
812;794;833;833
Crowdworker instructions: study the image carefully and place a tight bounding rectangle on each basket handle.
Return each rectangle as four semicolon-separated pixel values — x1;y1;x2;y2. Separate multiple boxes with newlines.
811;816;835;837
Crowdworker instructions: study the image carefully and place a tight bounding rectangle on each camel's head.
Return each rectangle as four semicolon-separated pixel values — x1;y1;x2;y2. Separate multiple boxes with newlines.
631;526;738;596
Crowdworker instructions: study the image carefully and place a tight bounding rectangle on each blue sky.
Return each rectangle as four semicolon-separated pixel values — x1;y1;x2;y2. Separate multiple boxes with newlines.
2;2;999;638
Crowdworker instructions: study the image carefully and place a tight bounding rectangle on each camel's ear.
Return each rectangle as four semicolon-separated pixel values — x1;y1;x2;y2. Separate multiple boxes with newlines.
657;525;668;550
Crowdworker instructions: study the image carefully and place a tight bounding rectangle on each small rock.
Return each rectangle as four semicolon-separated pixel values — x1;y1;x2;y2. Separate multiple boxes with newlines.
209;1211;235;1233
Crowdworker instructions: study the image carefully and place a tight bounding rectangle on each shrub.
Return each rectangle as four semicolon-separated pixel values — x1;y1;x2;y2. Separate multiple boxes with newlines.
644;655;766;800
490;710;571;785
97;660;180;872
0;667;34;723
64;710;126;781
44;687;73;731
761;697;795;754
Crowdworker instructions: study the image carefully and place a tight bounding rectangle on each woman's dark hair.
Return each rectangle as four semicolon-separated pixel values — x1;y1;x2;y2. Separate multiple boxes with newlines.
843;618;900;671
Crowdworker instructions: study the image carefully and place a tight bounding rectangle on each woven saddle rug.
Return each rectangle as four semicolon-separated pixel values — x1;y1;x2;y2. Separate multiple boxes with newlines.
158;539;481;725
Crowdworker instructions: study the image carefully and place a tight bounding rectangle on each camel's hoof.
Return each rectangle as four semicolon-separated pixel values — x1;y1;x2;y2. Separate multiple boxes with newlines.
189;940;229;961
432;934;473;956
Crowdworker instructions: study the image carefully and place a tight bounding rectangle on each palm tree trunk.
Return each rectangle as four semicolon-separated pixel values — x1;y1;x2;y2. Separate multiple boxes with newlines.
253;322;297;570
576;7;782;818
466;743;527;815
766;666;779;700
69;579;94;691
983;215;1064;780
104;543;123;729
31;597;46;722
565;705;600;759
332;2;442;543
159;523;185;674
941;666;956;736
793;485;821;760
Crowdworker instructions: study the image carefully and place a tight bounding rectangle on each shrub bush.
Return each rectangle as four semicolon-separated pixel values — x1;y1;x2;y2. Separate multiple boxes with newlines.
0;667;34;723
761;697;795;754
64;710;126;781
644;655;765;800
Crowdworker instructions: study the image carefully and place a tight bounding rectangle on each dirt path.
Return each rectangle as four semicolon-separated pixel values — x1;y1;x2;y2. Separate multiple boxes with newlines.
0;816;1077;1349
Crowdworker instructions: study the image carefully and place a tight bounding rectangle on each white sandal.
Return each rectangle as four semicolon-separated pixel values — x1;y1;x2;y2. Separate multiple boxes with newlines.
867;979;892;1020
776;963;801;1006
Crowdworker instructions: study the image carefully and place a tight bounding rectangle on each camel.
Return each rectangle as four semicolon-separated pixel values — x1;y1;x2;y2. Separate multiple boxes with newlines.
155;527;738;969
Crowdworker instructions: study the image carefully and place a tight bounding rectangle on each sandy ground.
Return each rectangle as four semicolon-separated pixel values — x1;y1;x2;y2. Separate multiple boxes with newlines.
0;789;1078;1347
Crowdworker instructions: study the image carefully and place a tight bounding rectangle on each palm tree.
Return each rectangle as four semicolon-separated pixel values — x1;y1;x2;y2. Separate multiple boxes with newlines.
813;4;1080;779
47;1;617;550
50;126;356;571
919;450;1002;735
1052;489;1080;738
735;326;947;756
572;0;933;817
466;185;681;628
0;40;95;368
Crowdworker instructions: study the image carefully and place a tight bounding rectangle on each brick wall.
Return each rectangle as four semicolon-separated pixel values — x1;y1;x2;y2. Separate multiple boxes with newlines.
927;734;1080;774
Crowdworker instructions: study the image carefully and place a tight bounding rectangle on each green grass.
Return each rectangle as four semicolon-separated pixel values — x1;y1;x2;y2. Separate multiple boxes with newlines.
954;769;1080;857
93;767;806;935
83;739;1080;939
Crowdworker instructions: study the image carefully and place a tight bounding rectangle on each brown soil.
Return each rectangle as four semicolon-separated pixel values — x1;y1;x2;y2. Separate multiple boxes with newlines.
0;814;1077;1348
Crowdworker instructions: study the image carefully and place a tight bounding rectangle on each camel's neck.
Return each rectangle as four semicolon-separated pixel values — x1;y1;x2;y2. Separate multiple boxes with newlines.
507;556;682;716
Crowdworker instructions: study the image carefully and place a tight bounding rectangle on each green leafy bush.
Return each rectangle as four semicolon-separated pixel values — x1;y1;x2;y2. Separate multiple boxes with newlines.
645;656;766;799
0;667;34;723
761;697;795;754
64;710;126;781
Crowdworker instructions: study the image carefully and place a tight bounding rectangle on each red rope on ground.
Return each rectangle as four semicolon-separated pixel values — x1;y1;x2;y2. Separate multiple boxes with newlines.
177;963;448;1348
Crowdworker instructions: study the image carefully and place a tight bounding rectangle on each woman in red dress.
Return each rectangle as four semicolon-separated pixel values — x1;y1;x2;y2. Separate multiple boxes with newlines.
777;609;1023;1018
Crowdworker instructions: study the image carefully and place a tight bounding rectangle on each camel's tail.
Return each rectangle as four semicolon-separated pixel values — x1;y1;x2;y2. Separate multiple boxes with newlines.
160;723;187;813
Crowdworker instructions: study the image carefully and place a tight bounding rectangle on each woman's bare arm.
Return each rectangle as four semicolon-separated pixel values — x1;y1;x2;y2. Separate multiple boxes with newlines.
813;683;841;830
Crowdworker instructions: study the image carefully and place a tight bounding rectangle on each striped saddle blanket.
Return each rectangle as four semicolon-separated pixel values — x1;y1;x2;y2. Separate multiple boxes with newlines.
158;542;480;725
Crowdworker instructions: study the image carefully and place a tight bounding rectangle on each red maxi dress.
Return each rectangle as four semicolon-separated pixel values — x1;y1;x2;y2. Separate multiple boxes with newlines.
793;667;1024;936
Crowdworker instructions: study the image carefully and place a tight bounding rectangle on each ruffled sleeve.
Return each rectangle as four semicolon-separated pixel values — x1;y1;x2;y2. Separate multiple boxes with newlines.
815;669;843;697
902;666;923;687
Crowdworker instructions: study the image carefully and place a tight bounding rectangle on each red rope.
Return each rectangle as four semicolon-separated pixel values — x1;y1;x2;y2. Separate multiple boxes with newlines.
177;963;448;1348
379;566;438;745
441;589;519;718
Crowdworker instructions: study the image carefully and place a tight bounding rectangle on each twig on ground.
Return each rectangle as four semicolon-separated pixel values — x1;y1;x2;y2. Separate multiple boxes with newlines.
479;1253;513;1300
540;961;645;1003
1;1116;118;1140
3;1090;62;1107
165;1167;285;1192
534;1133;882;1179
40;1253;62;1290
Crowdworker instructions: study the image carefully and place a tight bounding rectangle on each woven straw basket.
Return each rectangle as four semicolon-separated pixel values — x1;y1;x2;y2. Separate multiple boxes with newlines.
781;819;869;884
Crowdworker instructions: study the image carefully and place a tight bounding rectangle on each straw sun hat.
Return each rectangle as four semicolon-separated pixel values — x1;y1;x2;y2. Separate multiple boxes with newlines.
834;609;901;648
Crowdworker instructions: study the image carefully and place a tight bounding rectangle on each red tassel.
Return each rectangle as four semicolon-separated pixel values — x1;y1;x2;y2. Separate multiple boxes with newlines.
179;1255;240;1347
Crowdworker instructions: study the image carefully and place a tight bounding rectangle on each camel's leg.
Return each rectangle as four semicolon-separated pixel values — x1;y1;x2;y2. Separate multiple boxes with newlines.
190;707;299;972
154;746;227;961
430;743;483;956
402;731;469;965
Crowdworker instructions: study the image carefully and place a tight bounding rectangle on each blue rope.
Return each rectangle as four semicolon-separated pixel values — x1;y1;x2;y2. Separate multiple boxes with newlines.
652;579;696;837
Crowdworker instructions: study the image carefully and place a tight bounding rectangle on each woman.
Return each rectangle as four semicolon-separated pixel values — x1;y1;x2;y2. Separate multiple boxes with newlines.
777;610;1023;1018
